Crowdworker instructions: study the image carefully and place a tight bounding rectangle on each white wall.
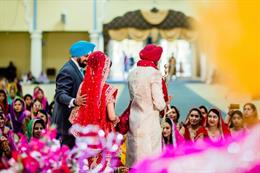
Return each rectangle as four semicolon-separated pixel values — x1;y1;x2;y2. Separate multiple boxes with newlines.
0;0;200;32
0;0;201;77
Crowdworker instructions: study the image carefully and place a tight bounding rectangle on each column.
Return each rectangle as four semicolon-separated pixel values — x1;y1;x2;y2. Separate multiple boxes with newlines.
191;42;199;79
30;31;42;78
90;0;105;51
90;31;100;50
29;0;42;79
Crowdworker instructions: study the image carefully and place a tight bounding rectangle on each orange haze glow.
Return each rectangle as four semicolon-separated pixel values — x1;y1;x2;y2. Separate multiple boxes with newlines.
197;1;260;99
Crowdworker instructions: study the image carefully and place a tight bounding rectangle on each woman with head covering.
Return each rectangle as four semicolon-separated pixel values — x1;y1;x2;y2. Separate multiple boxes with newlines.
69;51;119;171
8;97;30;133
162;117;184;149
0;136;12;159
166;105;181;130
0;112;10;138
229;110;247;138
23;94;33;111
0;89;9;116
69;51;119;134
0;112;17;158
179;108;204;142
7;84;17;104
126;44;169;167
199;105;208;126
37;109;50;129
243;103;259;128
195;108;231;144
31;99;42;119
26;118;45;142
33;87;49;112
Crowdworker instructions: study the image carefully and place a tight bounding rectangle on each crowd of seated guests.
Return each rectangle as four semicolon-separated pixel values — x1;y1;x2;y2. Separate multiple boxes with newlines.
0;76;259;172
161;103;259;149
0;80;54;165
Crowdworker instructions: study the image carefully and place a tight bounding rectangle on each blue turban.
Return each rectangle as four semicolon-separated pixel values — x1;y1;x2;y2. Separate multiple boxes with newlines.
70;41;96;57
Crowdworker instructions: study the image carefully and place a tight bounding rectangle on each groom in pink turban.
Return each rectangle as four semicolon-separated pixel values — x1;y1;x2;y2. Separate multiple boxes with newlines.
126;44;168;167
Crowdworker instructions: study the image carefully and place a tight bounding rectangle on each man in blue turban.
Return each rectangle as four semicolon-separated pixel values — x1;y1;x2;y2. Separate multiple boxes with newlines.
52;40;95;148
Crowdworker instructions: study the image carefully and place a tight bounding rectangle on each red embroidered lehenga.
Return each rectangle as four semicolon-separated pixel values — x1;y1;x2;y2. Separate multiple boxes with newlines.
69;51;118;134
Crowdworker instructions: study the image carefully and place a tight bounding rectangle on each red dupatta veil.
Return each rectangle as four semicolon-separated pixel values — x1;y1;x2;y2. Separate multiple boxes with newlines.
70;51;115;133
195;108;231;143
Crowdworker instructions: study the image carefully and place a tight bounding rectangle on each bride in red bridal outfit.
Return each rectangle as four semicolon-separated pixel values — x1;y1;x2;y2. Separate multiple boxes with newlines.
69;51;119;134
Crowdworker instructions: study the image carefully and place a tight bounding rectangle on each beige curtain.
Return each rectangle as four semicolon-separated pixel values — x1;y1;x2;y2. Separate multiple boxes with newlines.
108;28;197;42
128;28;150;41
141;10;169;25
108;29;128;41
159;28;182;41
180;29;198;41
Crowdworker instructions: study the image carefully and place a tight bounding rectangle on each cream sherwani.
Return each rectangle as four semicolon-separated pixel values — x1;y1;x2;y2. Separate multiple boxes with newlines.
126;66;166;167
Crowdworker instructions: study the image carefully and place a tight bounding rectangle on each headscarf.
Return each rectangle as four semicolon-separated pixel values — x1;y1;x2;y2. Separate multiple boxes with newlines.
0;112;6;129
195;108;231;143
183;108;204;127
183;108;204;141
7;83;17;104
9;97;28;133
205;108;231;139
0;89;9;115
38;109;50;128
33;87;48;111
162;117;184;149
23;94;33;111
26;118;45;142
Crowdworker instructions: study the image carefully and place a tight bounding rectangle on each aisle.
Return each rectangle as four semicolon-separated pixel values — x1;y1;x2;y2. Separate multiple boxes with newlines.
112;79;223;121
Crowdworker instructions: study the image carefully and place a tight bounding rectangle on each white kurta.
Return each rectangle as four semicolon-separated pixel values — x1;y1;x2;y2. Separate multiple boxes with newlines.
126;66;166;167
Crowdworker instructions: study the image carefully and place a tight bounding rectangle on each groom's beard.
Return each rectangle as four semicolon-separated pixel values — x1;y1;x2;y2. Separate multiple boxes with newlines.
77;58;87;68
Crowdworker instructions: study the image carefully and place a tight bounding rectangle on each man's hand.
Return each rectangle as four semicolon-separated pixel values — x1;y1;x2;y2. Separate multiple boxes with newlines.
75;94;87;106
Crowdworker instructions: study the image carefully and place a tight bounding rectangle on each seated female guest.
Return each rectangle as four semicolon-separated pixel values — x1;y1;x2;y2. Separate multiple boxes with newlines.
23;94;33;111
0;136;12;159
229;110;247;138
195;108;231;144
26;118;45;142
0;112;10;138
243;103;259;128
0;90;9;116
199;105;208;126
166;106;181;130
33;87;49;112
8;97;30;133
162;117;184;149
179;108;204;143
37;109;50;129
31;99;42;119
